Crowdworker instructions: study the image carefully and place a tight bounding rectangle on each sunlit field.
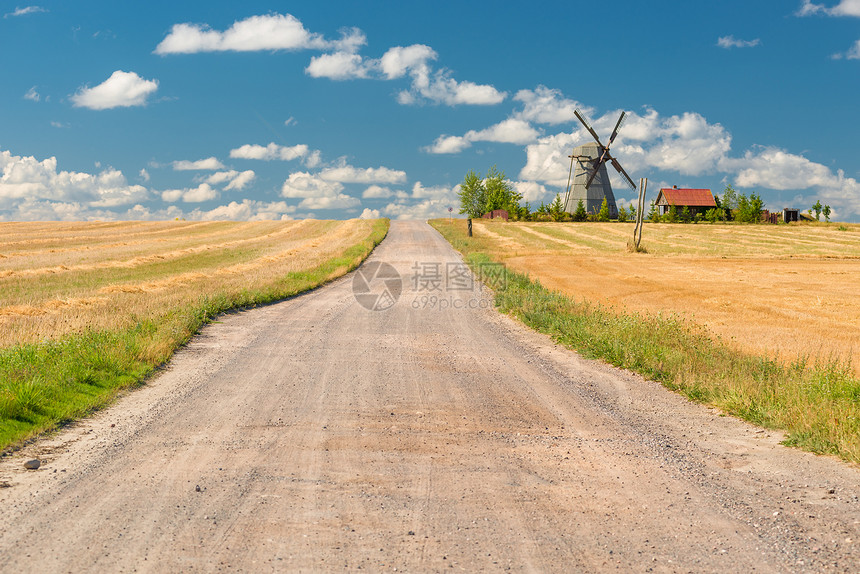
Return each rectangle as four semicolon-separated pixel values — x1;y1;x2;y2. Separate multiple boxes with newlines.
469;220;860;373
0;219;389;449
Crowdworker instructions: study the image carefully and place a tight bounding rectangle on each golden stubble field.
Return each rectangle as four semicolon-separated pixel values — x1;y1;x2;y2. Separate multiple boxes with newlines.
471;220;860;373
0;219;378;348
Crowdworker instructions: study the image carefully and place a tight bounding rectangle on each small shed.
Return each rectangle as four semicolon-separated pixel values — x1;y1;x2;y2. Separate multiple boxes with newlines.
783;208;799;223
655;186;716;216
482;209;509;220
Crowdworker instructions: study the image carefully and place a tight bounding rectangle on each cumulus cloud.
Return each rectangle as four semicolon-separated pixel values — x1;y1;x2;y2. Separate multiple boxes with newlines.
318;164;406;184
202;169;256;190
0;150;148;209
161;183;218;203
513;86;583;125
359;207;380;219
71;70;158;110
426;119;540;154
305;42;505;105
798;0;860;17
362;185;408;199
717;35;761;48
306;52;371;79
230;142;309;162
154;13;364;54
280;171;360;210
172;157;225;171
187;199;296;221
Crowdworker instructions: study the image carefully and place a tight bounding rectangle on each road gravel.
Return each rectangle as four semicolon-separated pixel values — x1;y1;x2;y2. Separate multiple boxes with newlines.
1;220;858;572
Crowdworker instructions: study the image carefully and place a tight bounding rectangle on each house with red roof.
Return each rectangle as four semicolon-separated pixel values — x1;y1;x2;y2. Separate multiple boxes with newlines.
655;186;716;217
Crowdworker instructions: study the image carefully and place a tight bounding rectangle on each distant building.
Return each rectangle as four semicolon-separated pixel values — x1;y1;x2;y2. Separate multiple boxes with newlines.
655;186;716;216
481;209;509;220
783;208;799;223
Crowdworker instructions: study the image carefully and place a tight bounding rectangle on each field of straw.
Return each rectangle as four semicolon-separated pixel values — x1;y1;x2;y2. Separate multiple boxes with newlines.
470;220;860;373
0;219;378;349
0;219;387;448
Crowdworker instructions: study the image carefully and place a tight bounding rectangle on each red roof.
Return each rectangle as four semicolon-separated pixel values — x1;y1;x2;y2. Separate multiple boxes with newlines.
657;188;716;207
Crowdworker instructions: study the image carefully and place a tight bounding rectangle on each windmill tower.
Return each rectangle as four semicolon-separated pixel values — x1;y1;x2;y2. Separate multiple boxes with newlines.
563;109;636;217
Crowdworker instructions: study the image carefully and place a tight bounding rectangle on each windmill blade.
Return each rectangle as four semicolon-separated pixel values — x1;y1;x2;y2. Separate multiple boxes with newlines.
584;155;609;189
574;109;604;147
606;111;627;147
610;157;637;191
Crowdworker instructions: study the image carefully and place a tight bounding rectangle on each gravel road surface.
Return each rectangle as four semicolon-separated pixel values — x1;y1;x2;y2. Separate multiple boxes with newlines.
1;220;858;572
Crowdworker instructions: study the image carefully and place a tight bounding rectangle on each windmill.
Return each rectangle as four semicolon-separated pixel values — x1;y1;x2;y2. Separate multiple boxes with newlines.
563;109;637;218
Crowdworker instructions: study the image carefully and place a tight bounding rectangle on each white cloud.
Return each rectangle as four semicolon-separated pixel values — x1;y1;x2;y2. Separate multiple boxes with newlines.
832;38;860;59
717;36;761;49
513;86;583;125
202;169;256;190
161;183;218;203
512;180;550;203
0;150;148;208
172;157;225;171
50;121;68;128
319;164;406;184
411;181;458;201
382;196;458;220
224;170;255;190
359;207;380;219
280;171;361;210
465;118;540;145
362;185;407;199
24;86;40;102
154;13;364;54
306;52;371;79
229;142;309;161
425;119;539;154
71;70;158;110
378;44;505;106
187;199;296;221
139;168;150;182
379;44;437;79
4;6;47;18
425;135;471;154
284;116;296;127
726;147;836;190
798;0;860;16
281;171;344;199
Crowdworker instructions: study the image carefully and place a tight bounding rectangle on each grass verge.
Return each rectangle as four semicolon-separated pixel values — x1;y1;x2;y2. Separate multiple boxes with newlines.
0;219;389;451
430;219;860;464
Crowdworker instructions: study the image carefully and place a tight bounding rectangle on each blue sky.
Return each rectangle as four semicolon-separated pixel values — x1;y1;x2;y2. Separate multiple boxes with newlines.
2;0;860;222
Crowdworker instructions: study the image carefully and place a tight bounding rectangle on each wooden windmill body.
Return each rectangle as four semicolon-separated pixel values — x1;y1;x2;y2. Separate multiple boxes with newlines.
563;110;636;217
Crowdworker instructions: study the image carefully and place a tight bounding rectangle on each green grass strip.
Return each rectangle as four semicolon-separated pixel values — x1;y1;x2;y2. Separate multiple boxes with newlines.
430;219;860;464
0;219;389;451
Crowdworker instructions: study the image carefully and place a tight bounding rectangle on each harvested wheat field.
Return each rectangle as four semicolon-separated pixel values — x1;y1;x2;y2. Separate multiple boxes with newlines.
0;219;382;349
470;220;860;373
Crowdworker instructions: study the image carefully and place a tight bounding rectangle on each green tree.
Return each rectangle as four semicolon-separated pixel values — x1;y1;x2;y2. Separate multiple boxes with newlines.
629;205;637;222
617;204;629;222
597;197;610;222
665;204;678;223
458;170;486;219
550;194;564;222
648;201;659;223
823;204;832;223
722;184;739;220
573;199;588;222
680;205;691;223
484;166;522;216
812;200;823;221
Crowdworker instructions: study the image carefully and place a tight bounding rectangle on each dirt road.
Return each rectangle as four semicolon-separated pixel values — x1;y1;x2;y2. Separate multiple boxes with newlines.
1;221;858;572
